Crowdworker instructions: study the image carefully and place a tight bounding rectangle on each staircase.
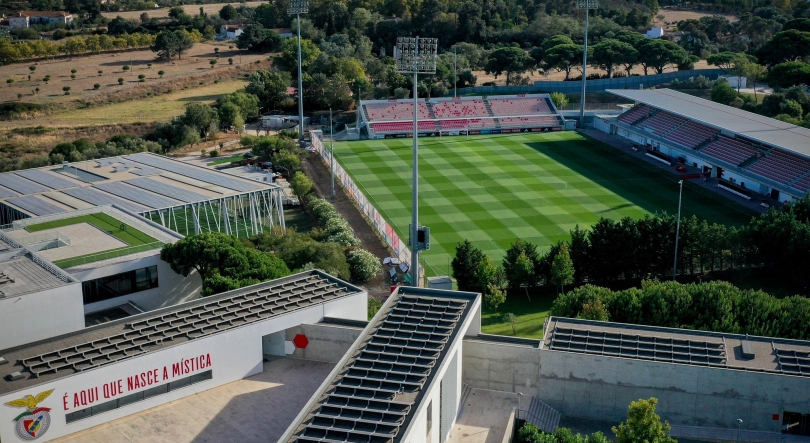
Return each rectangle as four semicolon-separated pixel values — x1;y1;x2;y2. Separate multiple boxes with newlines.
740;147;772;168
525;397;561;433
483;99;500;128
695;136;717;151
632;109;657;127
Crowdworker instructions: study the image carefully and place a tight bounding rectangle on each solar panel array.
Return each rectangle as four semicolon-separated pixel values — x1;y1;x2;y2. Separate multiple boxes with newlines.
0;174;50;195
125;153;263;192
0;186;18;199
14;169;79;190
125;177;210;203
5;195;67;216
60;187;148;213
775;347;810;377
19;274;354;379
290;294;469;443
94;182;180;209
548;327;727;367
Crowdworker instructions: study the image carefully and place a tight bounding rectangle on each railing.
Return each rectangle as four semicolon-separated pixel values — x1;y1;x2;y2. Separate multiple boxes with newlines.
53;241;164;269
310;134;426;286
557;103;626;111
18;230;71;248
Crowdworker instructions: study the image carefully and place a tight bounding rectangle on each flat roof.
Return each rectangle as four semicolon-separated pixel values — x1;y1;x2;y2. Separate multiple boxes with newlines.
3;207;181;267
284;287;478;443
607;88;810;157
544;317;810;377
0;239;77;298
0;153;279;217
0;270;363;395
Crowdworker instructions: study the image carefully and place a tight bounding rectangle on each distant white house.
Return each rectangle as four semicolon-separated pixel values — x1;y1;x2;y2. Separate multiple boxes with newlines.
8;11;73;28
271;28;293;38
644;27;665;38
721;75;748;90
219;24;245;40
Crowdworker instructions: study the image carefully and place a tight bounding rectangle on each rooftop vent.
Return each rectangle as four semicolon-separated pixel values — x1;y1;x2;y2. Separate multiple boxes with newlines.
6;372;24;381
740;340;755;359
0;356;7;365
0;272;14;285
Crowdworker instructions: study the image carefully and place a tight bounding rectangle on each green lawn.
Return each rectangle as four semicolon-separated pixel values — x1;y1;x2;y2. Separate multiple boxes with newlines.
334;132;756;277
208;155;245;166
26;213;162;268
481;292;556;338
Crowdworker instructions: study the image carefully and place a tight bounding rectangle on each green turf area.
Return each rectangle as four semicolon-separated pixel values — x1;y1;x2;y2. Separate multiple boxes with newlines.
481;292;555;338
208;155;245;166
335;132;756;276
26;213;162;268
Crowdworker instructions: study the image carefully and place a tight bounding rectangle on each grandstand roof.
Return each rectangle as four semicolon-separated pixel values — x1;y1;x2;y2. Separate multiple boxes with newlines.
607;89;810;157
545;317;810;378
0;270;362;395
283;286;479;443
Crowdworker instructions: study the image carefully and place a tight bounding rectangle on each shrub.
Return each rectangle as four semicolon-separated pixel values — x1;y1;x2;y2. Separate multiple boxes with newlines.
158;70;165;78
147;63;152;68
346;249;381;283
209;150;219;157
228;58;233;65
62;86;71;95
93;83;100;90
98;70;103;76
122;65;130;72
368;297;382;320
118;78;124;85
70;69;77;74
138;74;146;82
5;79;12;86
70;74;76;80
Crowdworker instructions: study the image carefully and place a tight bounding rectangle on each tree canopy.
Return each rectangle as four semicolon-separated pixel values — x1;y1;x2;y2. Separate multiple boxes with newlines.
484;47;535;86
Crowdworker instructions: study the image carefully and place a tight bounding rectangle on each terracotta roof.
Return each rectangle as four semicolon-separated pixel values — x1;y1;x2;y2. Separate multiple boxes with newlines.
17;11;71;17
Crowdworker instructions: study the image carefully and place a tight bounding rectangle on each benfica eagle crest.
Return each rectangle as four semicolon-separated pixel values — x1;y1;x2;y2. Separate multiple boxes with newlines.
5;389;54;441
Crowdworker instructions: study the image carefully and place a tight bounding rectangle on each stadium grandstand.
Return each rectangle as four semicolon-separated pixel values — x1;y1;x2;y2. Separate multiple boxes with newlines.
357;94;566;139
606;89;810;203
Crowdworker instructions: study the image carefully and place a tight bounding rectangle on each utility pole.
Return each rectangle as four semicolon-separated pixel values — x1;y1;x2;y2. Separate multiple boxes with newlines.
288;0;308;144
577;0;597;127
673;180;683;281
396;36;437;287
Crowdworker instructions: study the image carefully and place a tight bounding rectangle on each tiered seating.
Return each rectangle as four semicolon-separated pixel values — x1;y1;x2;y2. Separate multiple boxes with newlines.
364;101;431;121
431;99;489;118
746;149;810;184
792;174;810;192
499;115;561;127
488;97;553;117
439;119;485;129
662;121;719;149
700;137;759;166
618;105;653;125
640;111;686;135
370;120;437;133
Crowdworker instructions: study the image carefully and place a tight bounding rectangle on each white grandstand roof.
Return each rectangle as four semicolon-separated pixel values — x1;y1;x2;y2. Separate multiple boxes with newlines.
607;88;810;158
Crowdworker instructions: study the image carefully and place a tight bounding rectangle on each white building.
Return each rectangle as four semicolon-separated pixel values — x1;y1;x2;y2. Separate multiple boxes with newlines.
219;25;245;39
644;27;665;38
8;11;73;29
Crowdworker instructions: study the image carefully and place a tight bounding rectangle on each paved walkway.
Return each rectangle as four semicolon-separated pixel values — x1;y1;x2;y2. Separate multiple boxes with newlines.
52;358;336;443
448;388;519;443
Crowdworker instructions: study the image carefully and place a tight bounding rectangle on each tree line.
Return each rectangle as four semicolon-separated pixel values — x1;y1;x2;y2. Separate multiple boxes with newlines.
452;194;810;303
0;32;155;63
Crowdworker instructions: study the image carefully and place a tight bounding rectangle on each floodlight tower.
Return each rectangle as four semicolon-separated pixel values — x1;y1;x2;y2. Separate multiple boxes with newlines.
288;0;308;143
577;0;597;127
396;36;438;287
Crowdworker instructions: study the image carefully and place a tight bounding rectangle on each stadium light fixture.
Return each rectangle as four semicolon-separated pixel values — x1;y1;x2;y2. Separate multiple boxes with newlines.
288;0;308;143
673;179;683;281
576;0;597;127
330;108;335;199
396;36;438;287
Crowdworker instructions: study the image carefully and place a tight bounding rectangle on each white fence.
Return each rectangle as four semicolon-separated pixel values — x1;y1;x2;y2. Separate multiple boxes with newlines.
310;135;425;287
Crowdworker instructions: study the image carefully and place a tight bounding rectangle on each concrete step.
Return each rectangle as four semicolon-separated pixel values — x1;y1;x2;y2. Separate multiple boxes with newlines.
525;397;561;434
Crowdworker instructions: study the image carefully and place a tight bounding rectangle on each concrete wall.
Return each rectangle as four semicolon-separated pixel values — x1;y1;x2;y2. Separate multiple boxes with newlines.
462;339;810;432
73;253;203;314
0;291;367;443
285;323;365;363
0;282;84;349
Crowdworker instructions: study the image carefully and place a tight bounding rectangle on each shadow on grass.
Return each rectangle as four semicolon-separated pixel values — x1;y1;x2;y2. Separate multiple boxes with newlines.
525;137;756;226
177;93;229;102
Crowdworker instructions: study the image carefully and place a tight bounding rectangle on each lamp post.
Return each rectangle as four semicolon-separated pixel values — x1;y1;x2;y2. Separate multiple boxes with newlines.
330;107;335;199
576;0;597;127
736;419;743;443
288;0;308;144
673;179;683;281
396;36;438;287
453;48;457;98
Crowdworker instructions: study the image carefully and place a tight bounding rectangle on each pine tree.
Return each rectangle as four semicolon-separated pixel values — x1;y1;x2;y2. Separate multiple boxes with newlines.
551;243;575;294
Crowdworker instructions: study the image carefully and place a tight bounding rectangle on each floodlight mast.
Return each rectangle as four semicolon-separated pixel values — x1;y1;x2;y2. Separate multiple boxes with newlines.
577;0;597;127
288;0;308;143
396;36;438;287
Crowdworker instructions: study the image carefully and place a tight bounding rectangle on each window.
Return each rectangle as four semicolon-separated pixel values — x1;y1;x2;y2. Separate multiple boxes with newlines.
66;370;212;424
426;401;433;443
82;265;158;304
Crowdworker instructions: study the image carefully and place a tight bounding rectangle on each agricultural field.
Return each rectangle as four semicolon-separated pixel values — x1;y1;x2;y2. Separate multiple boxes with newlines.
101;2;266;20
334;132;755;277
0;41;266;112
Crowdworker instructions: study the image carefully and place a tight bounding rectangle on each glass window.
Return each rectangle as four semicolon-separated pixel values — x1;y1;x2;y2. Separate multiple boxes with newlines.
82;265;159;305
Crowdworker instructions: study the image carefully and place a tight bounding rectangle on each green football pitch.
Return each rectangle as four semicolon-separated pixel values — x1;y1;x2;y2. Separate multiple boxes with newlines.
334;132;756;277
